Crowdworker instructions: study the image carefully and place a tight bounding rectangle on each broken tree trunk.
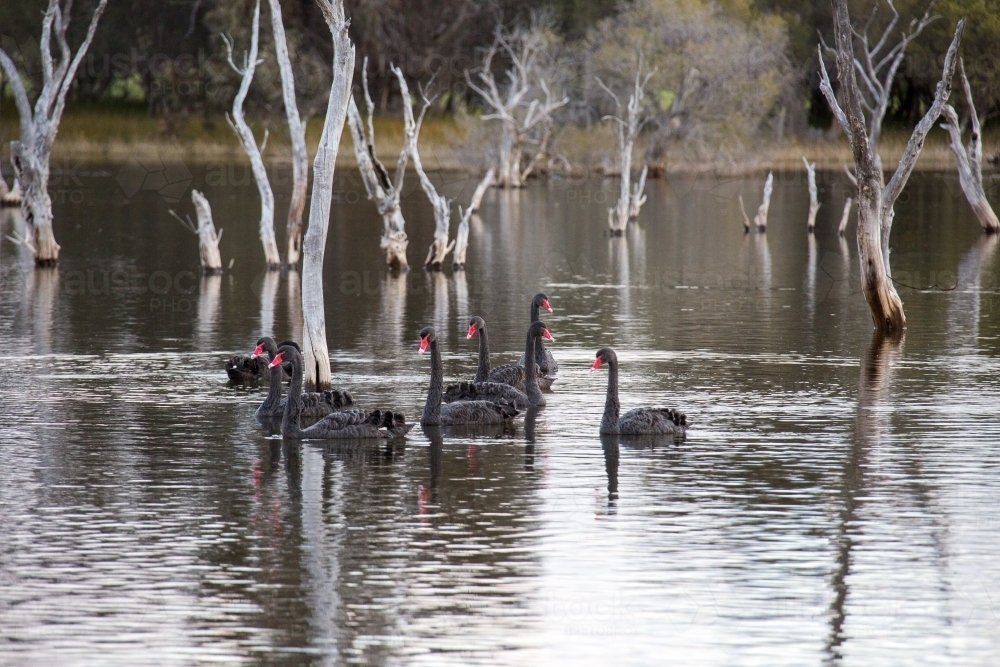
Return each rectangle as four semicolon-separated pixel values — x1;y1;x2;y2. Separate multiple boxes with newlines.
940;59;999;234
598;59;655;235
453;168;494;270
267;0;309;266
223;0;281;271
346;58;411;270
839;197;853;236
397;69;455;270
301;0;355;390
803;157;820;232
169;189;223;274
739;172;773;233
819;0;963;335
628;165;648;220
0;0;108;265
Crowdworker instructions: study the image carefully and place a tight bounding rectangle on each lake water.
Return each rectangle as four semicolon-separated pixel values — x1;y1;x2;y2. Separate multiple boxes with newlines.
1;162;999;666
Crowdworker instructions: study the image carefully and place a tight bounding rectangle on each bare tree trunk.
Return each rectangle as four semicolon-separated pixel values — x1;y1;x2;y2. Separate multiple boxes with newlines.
267;0;309;266
838;197;853;236
345;59;411;270
628;165;648;220
223;0;281;271
803;157;820;232
0;0;108;266
940;59;999;234
453;168;494;270
754;171;774;232
170;189;223;274
819;0;964;335
301;0;355;390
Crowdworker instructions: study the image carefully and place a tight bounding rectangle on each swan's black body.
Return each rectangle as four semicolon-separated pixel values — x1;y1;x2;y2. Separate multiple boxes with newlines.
419;327;519;426
272;344;413;439
517;293;558;379
226;354;270;385
251;338;354;420
467;315;553;392
592;348;686;436
443;380;529;409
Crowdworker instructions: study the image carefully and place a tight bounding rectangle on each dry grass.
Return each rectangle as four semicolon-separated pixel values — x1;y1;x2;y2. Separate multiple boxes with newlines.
1;108;995;175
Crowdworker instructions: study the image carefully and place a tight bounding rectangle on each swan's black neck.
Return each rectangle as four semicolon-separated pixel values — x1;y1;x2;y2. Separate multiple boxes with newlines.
601;357;620;434
261;349;283;413
281;351;305;438
422;340;443;424
529;302;547;366
523;328;543;406
474;326;490;383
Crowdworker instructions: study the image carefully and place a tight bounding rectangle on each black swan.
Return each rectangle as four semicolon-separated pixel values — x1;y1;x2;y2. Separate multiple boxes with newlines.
443;380;529;409
518;292;558;377
226;352;270;385
466;315;554;392
252;337;354;420
270;344;413;439
591;348;687;436
418;326;519;425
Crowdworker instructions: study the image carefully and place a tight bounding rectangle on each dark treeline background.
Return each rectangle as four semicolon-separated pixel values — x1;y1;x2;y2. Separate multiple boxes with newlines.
0;0;997;138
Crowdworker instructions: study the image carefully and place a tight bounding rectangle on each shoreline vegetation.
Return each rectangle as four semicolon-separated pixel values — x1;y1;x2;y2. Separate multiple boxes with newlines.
3;109;994;176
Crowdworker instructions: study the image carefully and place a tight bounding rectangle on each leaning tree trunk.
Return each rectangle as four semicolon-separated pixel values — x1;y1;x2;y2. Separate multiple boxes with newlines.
301;0;355;389
453;168;494;269
940;59;1000;234
838;197;853;236
819;0;964;335
191;190;223;273
223;0;281;271
267;0;309;266
0;0;108;266
628;165;648;220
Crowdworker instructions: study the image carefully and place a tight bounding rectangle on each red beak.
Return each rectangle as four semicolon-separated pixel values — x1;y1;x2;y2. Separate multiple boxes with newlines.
467;324;477;339
542;328;555;342
250;343;264;360
419;336;429;354
542;298;552;312
590;357;602;372
268;351;284;368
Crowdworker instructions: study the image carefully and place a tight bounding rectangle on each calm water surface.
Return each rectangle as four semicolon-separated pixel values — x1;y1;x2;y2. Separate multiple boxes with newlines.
1;164;999;666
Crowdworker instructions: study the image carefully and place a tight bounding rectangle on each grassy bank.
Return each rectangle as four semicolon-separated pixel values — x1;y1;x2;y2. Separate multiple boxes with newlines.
1;107;994;175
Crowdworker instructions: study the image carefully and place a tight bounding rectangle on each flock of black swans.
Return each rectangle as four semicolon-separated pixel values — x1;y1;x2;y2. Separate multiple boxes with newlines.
226;292;688;440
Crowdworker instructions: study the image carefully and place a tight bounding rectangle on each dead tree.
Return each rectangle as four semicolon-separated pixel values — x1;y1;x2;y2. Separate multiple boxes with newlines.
940;59;999;233
267;0;309;266
0;0;108;265
598;59;655;235
738;172;773;233
400;71;455;270
803;157;821;232
222;0;281;271
819;0;963;334
169;190;223;274
346;58;411;270
820;0;938;175
465;26;568;188
839;197;853;236
453;169;494;270
301;0;355;389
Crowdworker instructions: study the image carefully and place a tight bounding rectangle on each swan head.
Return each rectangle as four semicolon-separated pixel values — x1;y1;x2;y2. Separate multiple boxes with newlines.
529;320;555;342
532;292;552;313
591;347;616;372
467;316;485;339
250;336;277;360
269;343;301;369
418;327;436;354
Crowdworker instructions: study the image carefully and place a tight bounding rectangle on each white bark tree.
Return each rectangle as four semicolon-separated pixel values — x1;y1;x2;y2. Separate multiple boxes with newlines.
465;25;568;188
738;172;773;233
940;59;999;234
803;157;821;232
597;59;655;235
169;189;223;274
222;0;281;271
820;0;938;175
301;0;355;389
819;0;964;335
346;58;411;270
0;0;108;265
267;0;309;266
453;168;494;270
839;197;853;236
